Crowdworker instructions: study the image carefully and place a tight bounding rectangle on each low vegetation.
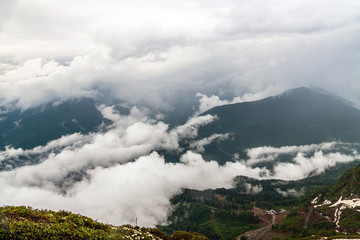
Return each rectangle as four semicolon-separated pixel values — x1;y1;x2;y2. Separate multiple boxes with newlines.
0;206;208;240
158;202;259;240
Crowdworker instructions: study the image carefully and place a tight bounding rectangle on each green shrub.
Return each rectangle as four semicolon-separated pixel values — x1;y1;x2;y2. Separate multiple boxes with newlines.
171;231;193;240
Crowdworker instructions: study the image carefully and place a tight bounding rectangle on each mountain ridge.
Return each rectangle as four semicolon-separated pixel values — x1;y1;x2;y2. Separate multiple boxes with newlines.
0;98;106;150
197;87;360;163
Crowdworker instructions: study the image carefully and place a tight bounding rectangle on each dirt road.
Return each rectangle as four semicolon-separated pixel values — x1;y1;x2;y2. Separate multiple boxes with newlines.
237;208;286;240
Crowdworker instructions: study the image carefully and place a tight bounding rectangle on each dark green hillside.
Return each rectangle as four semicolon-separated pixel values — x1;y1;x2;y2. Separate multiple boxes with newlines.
159;170;348;240
325;163;360;201
198;87;360;163
0;98;105;150
270;162;360;239
160;163;360;240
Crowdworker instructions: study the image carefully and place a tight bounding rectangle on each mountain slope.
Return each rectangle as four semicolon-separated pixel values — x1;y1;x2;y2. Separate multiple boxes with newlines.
268;162;360;239
197;87;360;163
0;98;106;150
325;163;360;201
159;162;360;240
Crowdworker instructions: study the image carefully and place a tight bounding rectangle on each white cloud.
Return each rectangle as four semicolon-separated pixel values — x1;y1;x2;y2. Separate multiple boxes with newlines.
243;182;263;195
0;150;263;226
276;188;305;197
0;108;219;188
189;133;231;153
3;140;356;226
0;105;359;226
245;142;339;166
195;93;243;114
272;151;359;180
163;114;217;152
195;89;283;114
0;1;360;109
0;133;90;163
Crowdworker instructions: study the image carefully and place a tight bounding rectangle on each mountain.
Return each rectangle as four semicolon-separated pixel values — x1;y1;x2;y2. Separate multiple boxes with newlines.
325;163;360;201
0;98;106;150
196;87;360;163
4;87;358;165
0;96;137;151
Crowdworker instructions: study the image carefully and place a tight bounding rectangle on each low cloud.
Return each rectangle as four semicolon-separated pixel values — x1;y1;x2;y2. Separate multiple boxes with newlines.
0;152;245;226
246;142;344;166
272;151;359;180
0;107;359;226
276;188;305;197
195;93;243;114
189;133;231;153
243;183;263;195
195;91;271;115
0;150;264;226
245;142;360;180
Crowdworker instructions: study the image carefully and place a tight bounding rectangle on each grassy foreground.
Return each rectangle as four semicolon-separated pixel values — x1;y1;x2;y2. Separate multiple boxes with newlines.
0;206;208;240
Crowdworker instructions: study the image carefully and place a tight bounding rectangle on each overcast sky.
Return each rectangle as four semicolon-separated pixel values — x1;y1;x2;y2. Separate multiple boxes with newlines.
0;0;360;109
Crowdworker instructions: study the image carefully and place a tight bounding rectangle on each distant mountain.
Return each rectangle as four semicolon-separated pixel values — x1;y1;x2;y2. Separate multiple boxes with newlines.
0;97;136;151
2;87;360;167
197;87;360;163
0;98;106;150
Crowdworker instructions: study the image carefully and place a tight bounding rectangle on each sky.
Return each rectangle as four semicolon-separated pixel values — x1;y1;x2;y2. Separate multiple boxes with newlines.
0;0;360;109
1;0;360;227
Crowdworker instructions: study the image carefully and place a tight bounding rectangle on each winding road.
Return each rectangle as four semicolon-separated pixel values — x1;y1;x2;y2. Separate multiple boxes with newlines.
237;208;286;240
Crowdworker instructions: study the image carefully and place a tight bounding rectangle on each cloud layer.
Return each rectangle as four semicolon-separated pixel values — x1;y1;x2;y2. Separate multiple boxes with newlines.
0;0;360;109
0;108;359;226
